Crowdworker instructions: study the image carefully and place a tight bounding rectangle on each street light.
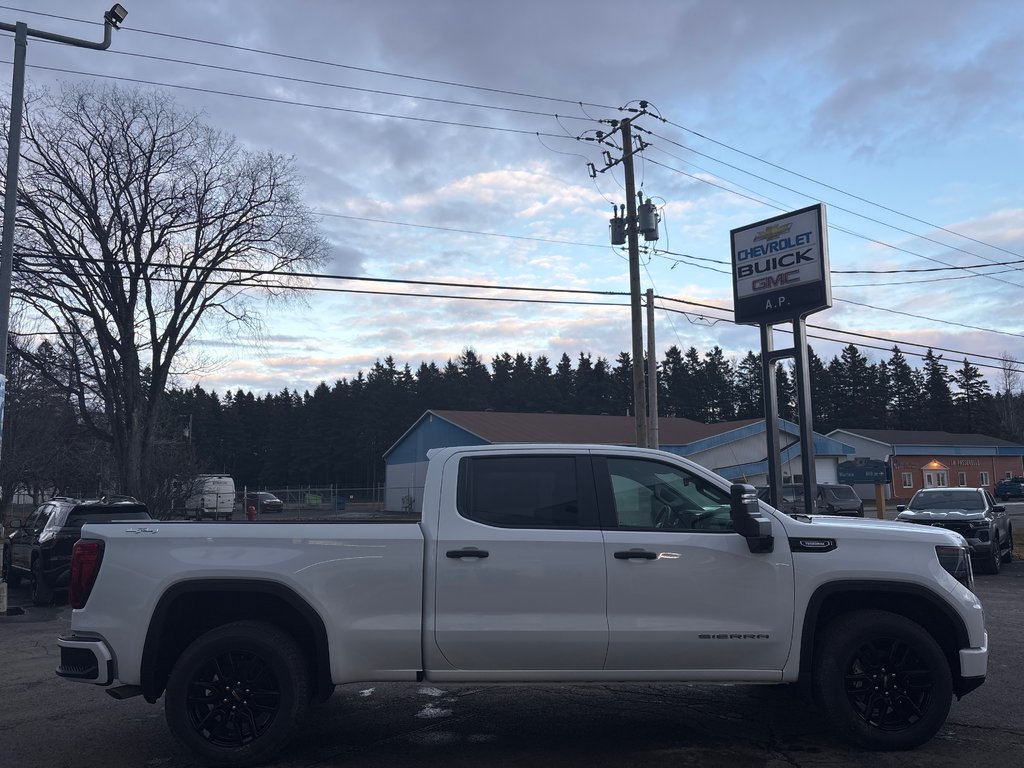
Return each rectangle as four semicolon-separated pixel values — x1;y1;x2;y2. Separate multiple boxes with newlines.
0;5;127;455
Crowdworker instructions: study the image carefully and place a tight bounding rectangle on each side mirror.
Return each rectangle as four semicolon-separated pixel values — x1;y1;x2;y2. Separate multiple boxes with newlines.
8;518;22;529
896;505;906;513
730;483;774;553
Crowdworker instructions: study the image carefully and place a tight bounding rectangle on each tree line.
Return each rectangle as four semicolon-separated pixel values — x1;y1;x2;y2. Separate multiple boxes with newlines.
6;340;1017;508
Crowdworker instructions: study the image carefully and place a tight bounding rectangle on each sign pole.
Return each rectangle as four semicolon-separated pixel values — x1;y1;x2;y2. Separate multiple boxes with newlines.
732;204;830;512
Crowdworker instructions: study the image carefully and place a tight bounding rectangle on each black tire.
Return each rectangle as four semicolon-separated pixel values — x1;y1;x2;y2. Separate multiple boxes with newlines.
813;609;952;750
1001;528;1014;564
165;621;310;767
31;558;52;606
976;538;1001;575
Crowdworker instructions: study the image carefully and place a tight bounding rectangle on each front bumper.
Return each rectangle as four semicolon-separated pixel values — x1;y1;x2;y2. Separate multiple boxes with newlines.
57;633;114;685
956;630;988;697
965;539;996;559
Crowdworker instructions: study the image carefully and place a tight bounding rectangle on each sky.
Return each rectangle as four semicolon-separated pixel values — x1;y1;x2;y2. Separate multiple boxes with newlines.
4;1;1024;397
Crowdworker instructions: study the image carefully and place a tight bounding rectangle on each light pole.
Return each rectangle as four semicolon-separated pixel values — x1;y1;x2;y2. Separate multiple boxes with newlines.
0;5;127;456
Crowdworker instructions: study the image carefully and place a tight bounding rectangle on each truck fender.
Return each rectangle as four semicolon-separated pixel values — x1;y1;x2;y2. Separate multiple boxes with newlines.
797;580;973;695
139;579;333;703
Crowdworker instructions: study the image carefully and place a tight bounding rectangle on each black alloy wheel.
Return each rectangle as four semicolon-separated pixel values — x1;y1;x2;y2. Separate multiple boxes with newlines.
165;621;310;767
982;537;1002;575
841;636;935;731
814;610;952;750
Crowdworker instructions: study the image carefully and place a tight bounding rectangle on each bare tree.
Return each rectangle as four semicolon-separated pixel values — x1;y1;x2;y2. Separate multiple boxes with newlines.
4;83;328;504
998;352;1022;439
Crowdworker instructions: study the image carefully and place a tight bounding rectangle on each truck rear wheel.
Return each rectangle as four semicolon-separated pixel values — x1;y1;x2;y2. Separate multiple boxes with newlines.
813;609;952;750
165;621;310;767
31;558;52;605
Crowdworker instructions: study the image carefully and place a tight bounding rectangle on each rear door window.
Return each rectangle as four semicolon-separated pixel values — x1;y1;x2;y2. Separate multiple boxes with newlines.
457;455;591;528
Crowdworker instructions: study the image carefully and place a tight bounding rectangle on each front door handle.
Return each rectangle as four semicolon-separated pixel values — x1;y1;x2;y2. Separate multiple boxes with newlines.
446;548;489;559
614;550;657;560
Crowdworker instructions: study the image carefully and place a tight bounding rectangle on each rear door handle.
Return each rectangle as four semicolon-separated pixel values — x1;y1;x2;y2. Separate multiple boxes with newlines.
446;548;489;559
614;550;657;560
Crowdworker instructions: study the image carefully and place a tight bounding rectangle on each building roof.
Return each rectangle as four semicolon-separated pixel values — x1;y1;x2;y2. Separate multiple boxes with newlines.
425;410;760;446
832;428;1023;449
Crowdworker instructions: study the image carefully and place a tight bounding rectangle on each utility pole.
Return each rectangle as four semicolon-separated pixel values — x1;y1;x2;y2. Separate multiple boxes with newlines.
646;288;659;449
620;117;647;449
0;5;127;607
593;103;659;448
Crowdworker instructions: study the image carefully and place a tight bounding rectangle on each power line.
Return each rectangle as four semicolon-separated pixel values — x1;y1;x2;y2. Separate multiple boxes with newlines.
662;116;1021;262
647;129;1024;289
16;251;1014;369
0;4;617;111
9;60;580;141
316;211;606;249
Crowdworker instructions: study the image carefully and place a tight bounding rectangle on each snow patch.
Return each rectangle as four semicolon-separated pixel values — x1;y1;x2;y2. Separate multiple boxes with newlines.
416;703;453;719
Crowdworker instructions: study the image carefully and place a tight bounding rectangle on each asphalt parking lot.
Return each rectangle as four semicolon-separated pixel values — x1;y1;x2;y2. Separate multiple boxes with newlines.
3;546;1024;768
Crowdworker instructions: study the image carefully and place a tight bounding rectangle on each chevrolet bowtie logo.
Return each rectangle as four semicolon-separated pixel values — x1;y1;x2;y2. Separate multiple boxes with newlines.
753;223;793;242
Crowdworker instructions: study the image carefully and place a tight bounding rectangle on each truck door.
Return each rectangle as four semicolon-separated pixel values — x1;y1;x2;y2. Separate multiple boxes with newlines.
432;453;608;671
595;455;795;675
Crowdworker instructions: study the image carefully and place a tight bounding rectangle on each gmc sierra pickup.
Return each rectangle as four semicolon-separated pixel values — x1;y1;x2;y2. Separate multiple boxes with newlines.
56;444;987;766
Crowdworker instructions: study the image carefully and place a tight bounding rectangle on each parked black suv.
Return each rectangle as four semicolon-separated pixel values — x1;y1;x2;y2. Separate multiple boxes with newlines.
3;496;150;605
896;487;1013;575
756;483;864;517
994;477;1024;501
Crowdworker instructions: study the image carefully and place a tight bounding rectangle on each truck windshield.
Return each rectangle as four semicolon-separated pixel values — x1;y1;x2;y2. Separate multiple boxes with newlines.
909;491;983;511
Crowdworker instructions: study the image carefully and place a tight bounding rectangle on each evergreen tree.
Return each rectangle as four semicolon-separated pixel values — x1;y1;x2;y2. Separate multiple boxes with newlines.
830;345;884;428
458;349;491;410
734;352;762;419
806;348;834;432
510;353;536;411
953;358;992;433
660;346;690;418
611;352;634;416
553;353;575;411
531;355;558;411
922;349;955;430
491;352;515;410
702;346;736;422
885;347;924;429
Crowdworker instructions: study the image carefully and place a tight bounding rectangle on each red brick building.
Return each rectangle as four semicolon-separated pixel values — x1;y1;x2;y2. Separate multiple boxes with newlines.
828;429;1024;502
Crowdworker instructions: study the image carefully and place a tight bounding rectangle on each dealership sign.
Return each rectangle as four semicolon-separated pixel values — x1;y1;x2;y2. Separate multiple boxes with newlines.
730;204;831;325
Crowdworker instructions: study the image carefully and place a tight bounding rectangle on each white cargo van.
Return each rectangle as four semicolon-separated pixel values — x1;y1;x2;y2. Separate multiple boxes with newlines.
183;474;235;520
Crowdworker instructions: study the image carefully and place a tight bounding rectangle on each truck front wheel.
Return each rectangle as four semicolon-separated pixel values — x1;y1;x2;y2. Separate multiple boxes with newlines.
165;621;310;767
813;609;952;750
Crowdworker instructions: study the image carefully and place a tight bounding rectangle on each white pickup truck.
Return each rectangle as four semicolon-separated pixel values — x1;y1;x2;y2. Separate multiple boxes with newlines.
57;444;987;766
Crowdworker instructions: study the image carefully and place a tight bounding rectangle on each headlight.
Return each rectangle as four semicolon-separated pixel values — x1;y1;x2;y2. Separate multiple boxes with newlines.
936;545;974;590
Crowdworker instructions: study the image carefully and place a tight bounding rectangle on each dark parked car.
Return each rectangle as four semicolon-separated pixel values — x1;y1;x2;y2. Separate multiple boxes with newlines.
3;496;150;604
994;477;1024;501
757;484;817;515
245;491;284;513
816;483;865;516
896;487;1013;575
756;483;863;517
